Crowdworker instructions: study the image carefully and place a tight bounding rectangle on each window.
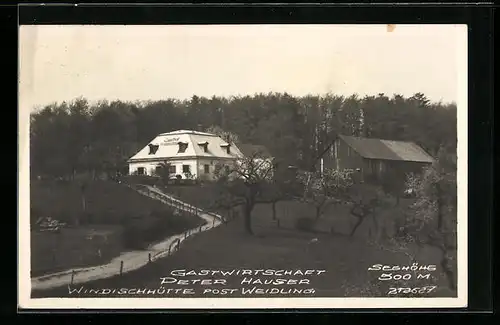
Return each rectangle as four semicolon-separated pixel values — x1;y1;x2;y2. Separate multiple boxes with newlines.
198;142;209;153
220;144;230;154
204;164;210;174
148;144;159;155
168;165;176;174
155;166;161;174
224;165;230;173
182;165;191;173
137;167;145;175
178;142;188;153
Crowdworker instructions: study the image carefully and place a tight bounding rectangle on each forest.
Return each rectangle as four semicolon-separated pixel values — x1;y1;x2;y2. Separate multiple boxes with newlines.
29;92;457;179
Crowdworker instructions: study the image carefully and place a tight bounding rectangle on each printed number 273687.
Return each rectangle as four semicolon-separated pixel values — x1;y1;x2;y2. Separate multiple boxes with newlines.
388;286;437;295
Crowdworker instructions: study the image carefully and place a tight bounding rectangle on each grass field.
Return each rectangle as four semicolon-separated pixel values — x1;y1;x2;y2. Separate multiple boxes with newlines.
162;184;416;239
32;184;456;298
30;180;203;276
31;179;175;224
30;225;123;277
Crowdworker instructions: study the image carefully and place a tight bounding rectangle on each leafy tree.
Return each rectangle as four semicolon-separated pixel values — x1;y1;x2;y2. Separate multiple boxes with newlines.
154;161;173;184
29;92;457;187
397;149;457;290
297;168;354;220
205;125;240;144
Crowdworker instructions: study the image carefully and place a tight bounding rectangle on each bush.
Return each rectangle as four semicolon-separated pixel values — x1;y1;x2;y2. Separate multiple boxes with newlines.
121;208;205;250
121;175;160;186
295;217;315;232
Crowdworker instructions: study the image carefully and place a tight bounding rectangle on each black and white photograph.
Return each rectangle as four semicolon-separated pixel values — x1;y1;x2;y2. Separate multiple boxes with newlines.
18;24;467;309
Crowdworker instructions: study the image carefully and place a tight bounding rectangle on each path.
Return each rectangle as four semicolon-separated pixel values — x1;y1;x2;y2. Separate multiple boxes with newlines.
31;185;223;291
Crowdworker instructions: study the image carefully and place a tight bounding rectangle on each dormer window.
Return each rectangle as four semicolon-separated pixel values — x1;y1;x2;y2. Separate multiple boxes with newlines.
148;144;159;155
198;141;209;153
177;141;188;153
220;143;231;154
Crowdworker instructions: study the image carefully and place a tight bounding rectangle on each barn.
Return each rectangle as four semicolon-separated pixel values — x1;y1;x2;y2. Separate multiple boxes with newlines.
127;130;245;180
317;134;435;184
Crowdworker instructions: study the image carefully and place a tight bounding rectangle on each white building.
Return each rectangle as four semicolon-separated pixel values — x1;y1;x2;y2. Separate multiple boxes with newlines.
128;130;246;180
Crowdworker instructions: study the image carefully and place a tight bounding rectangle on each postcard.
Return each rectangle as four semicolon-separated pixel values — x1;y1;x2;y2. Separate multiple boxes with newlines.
18;23;468;309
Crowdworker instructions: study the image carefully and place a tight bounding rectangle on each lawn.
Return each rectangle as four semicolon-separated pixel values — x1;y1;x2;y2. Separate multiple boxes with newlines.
30;225;123;277
30;179;203;276
31;179;176;224
160;183;416;239
32;185;456;298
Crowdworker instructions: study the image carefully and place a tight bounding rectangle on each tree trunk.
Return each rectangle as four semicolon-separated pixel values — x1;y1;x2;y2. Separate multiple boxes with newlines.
244;202;254;235
350;217;364;237
271;201;277;220
315;205;321;219
349;204;368;237
441;252;456;291
81;194;86;212
371;213;380;241
436;183;444;232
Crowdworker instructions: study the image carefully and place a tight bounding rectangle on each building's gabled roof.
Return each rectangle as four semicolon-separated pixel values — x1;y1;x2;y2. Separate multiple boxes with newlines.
128;130;245;162
337;134;435;163
238;144;273;159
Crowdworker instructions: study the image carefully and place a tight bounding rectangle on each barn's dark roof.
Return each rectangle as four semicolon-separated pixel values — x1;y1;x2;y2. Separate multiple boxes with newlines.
338;135;435;163
238;144;273;158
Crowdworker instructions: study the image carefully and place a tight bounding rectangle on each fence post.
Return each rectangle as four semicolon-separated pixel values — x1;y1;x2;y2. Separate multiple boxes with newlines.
148;252;151;263
120;260;124;276
70;270;75;285
277;219;280;228
213;218;216;227
184;231;187;239
199;224;202;232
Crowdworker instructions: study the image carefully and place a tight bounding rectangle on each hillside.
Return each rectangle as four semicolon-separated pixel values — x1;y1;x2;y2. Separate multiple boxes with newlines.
30;179;204;276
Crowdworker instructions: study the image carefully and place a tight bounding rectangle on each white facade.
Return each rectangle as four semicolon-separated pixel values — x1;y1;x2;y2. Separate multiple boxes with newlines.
128;130;244;180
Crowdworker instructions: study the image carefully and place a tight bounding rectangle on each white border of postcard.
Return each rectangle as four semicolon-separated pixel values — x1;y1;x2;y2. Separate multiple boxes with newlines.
18;24;468;309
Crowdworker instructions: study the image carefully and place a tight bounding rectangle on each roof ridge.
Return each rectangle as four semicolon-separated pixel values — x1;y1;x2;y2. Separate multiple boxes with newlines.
340;134;419;145
158;129;218;136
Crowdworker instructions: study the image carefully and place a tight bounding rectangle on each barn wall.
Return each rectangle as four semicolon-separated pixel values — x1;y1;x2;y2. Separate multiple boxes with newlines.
317;138;364;173
362;159;432;186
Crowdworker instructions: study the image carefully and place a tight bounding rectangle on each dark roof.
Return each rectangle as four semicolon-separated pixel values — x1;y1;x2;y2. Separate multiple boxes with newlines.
337;135;435;163
238;144;273;158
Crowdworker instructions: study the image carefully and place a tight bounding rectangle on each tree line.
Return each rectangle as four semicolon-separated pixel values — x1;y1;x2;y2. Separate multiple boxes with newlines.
30;92;456;179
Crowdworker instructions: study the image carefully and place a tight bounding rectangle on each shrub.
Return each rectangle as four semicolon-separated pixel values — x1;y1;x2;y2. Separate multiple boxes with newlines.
295;217;315;232
121;208;204;250
121;175;160;186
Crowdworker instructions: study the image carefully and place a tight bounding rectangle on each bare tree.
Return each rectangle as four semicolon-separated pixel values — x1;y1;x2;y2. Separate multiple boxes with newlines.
213;150;277;235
